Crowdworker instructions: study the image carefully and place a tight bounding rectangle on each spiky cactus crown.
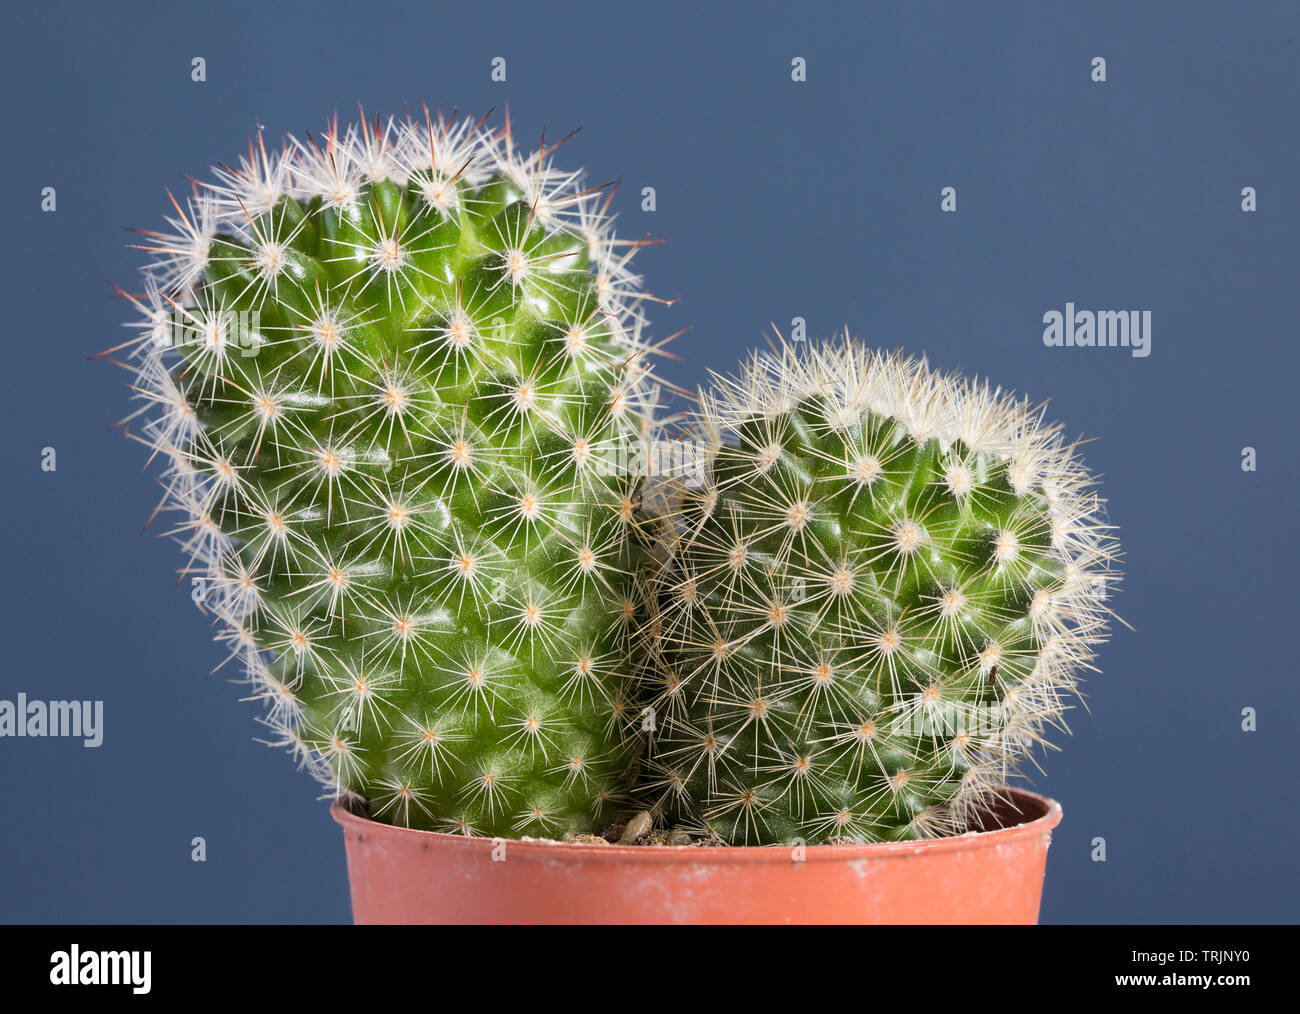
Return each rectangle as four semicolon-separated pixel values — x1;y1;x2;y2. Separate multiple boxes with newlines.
111;109;664;837
643;338;1121;845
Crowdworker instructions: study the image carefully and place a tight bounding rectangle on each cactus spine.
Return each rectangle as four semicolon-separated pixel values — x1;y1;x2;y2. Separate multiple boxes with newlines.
644;338;1120;845
114;109;662;837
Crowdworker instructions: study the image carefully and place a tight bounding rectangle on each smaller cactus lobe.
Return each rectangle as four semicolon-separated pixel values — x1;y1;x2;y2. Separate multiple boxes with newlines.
644;339;1119;845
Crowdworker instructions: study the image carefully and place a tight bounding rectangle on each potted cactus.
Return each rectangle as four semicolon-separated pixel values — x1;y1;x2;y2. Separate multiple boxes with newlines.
108;107;1119;924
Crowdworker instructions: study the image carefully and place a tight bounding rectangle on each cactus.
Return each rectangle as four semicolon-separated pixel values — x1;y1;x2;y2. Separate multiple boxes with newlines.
110;109;664;837
643;338;1120;845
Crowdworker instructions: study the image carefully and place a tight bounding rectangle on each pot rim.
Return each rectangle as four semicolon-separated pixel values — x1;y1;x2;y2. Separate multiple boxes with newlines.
332;786;1061;864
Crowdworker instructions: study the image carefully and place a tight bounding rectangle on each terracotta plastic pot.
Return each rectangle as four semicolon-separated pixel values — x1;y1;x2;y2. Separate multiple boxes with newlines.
333;787;1061;924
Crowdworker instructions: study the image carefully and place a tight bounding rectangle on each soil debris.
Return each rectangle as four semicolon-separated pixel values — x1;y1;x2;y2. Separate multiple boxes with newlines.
617;810;655;844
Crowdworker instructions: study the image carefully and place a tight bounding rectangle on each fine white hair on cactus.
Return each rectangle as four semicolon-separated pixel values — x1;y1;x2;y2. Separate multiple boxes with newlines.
643;335;1122;844
108;106;666;832
129;190;222;299
206;126;296;222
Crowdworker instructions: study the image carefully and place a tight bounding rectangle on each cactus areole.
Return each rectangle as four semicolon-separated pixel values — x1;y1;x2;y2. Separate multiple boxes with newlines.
114;110;662;838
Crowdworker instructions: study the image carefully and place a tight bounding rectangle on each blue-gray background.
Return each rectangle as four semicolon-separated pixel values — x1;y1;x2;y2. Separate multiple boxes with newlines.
1;0;1295;923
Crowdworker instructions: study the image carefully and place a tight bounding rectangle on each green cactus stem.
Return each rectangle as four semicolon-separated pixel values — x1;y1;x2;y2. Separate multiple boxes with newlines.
643;338;1121;845
112;109;664;837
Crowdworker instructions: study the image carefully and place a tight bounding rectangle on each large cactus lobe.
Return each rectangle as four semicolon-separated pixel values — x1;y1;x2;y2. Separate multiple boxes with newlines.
119;111;661;837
